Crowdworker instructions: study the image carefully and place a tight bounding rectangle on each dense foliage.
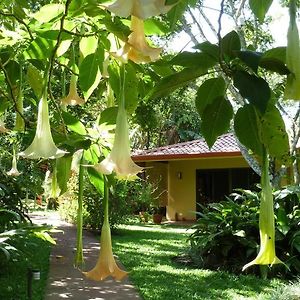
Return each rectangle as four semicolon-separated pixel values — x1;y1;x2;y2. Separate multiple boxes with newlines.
0;0;300;283
59;175;157;229
188;186;300;278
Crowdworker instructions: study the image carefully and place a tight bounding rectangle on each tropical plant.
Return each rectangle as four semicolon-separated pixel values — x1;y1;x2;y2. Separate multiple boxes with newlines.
0;0;300;282
188;185;300;278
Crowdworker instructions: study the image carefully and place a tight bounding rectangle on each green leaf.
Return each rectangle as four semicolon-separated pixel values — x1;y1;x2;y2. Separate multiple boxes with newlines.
57;39;72;57
102;16;130;42
83;145;100;165
194;41;219;61
107;62;120;99
165;0;180;4
234;104;263;157
233;71;270;113
33;4;65;23
146;67;209;99
249;0;273;23
195;77;226;118
79;50;103;100
167;0;187;30
87;166;104;195
237;51;262;73
260;105;290;162
170;51;217;68
56;155;72;195
221;31;241;59
5;60;20;85
125;64;139;114
62;111;86;135
259;47;289;75
79;36;98;59
99;107;118;125
23;37;55;60
201;96;233;148
27;64;43;98
144;19;167;35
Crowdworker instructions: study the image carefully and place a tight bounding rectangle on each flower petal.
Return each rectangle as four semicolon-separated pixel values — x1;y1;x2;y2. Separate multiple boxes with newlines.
61;75;85;106
108;0;173;19
19;96;67;159
83;220;127;281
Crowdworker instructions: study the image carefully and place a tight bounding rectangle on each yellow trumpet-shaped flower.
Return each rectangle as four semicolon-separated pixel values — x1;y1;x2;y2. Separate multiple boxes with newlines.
83;218;127;281
285;0;300;100
94;104;143;180
19;95;66;159
83;179;127;281
114;16;161;64
243;152;283;271
107;0;173;19
7;148;21;177
61;74;85;106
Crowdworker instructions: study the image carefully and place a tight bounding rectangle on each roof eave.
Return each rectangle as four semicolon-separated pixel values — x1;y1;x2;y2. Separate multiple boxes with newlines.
132;151;242;162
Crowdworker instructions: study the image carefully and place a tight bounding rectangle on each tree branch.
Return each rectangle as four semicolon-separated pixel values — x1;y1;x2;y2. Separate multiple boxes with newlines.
0;10;34;40
0;61;28;127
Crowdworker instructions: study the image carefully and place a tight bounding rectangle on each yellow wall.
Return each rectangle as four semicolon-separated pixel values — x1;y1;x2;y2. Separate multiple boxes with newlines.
145;156;249;221
167;156;249;221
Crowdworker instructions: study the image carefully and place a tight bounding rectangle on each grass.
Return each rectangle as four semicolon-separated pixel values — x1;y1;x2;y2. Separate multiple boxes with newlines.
0;231;51;300
112;223;286;300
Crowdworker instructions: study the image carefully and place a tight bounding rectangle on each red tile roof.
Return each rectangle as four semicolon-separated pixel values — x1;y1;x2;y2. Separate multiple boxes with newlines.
132;132;241;161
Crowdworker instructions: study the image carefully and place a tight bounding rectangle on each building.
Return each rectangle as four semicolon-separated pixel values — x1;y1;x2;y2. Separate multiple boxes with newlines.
132;133;260;221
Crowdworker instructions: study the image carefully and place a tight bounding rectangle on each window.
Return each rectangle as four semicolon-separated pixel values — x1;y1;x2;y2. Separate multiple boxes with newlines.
196;168;260;208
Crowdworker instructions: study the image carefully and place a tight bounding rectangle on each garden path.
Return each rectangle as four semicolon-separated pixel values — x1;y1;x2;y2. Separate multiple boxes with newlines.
31;212;141;300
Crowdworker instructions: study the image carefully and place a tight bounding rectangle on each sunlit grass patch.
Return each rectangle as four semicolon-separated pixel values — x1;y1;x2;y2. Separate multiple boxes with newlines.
113;224;284;300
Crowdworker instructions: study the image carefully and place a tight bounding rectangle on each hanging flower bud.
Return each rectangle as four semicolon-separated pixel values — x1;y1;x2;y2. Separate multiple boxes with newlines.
107;0;173;19
61;74;85;106
243;152;283;270
19;94;66;159
94;105;143;180
114;16;161;64
285;0;300;100
7;148;21;177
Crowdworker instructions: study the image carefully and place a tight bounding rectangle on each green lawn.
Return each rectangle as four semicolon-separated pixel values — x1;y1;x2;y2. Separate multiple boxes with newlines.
113;224;284;300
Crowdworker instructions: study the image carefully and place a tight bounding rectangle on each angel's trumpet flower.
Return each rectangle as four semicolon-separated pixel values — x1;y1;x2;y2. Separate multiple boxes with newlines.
94;104;143;181
19;94;66;159
115;16;161;64
107;0;173;19
285;0;300;100
243;151;283;270
61;74;85;106
83;179;127;281
7;148;21;177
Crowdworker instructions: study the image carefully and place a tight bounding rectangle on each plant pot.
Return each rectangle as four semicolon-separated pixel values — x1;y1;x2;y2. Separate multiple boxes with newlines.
153;213;163;224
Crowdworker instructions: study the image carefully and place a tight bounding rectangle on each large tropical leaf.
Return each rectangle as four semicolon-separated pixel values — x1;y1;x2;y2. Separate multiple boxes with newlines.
201;96;233;148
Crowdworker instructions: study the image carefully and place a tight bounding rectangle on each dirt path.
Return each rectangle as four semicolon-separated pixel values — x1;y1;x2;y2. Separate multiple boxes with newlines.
31;212;141;300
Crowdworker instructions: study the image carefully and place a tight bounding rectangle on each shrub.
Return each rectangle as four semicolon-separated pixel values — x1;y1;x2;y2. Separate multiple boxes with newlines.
59;173;159;229
59;174;132;230
188;185;300;278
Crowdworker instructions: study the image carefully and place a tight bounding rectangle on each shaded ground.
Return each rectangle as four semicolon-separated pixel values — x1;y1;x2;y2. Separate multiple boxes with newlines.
31;212;141;300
